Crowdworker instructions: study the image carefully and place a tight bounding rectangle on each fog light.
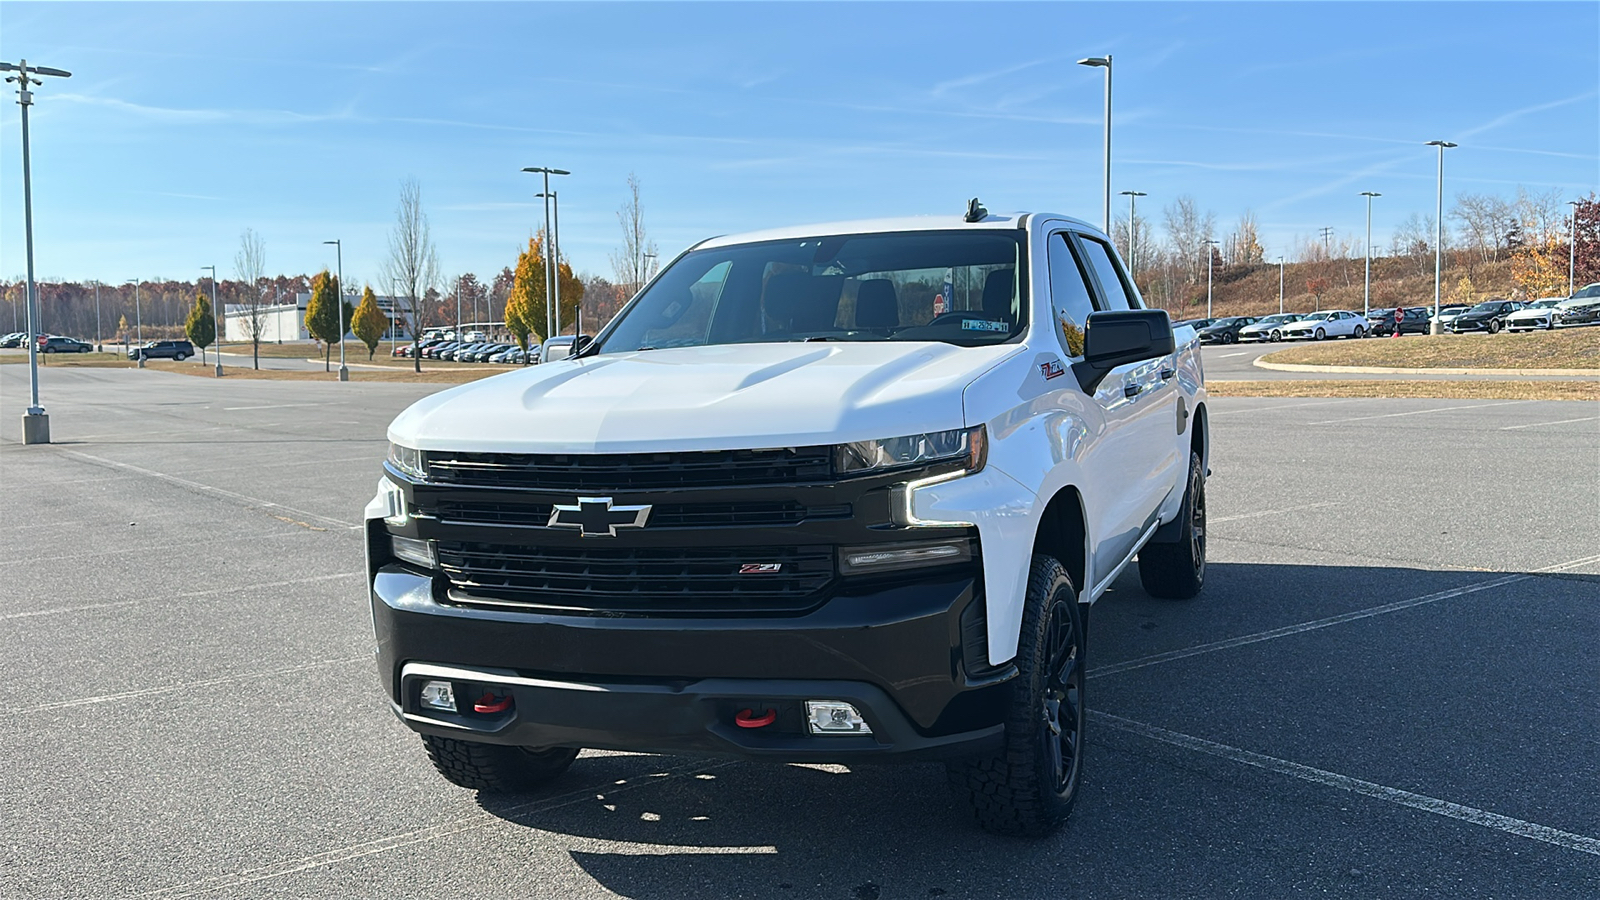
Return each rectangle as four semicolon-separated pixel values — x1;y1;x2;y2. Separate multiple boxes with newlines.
420;680;456;712
390;535;436;568
805;701;871;735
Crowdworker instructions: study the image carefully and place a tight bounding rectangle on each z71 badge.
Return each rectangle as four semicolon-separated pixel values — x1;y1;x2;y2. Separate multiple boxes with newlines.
1040;360;1066;380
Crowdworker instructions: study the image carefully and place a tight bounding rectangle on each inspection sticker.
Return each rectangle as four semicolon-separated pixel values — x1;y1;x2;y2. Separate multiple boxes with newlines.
961;319;1009;333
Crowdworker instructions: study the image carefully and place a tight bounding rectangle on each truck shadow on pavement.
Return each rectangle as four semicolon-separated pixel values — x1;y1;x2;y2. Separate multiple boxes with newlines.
473;561;1599;900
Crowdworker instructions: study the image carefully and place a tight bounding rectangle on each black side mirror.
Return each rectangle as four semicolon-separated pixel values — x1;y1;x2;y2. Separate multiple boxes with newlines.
1072;309;1175;393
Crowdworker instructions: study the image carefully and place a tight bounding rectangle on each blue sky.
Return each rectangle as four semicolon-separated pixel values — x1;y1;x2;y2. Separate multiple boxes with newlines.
2;2;1596;287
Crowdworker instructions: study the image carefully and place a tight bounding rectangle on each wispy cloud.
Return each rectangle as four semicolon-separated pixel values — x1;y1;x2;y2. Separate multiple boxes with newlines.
54;93;356;127
1453;90;1598;141
932;56;1060;96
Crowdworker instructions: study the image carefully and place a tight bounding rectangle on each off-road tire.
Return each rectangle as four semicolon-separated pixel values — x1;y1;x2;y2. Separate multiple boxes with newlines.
1138;451;1207;599
421;735;578;793
947;555;1086;838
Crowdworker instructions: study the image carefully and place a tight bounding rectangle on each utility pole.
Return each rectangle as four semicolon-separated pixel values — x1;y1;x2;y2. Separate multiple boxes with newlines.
1119;190;1146;274
1203;239;1220;319
2;59;71;444
1319;226;1335;256
1360;192;1381;318
323;240;347;381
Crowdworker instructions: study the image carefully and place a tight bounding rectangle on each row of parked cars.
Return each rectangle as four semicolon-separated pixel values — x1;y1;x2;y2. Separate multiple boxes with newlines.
1180;283;1600;343
394;333;585;365
0;333;95;352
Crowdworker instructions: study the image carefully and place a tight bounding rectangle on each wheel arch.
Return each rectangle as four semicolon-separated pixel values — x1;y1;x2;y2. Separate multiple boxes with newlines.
1031;486;1089;600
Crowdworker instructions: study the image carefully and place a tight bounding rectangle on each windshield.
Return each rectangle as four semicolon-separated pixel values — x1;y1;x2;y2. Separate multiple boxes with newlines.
593;230;1026;354
1299;312;1332;322
1468;302;1500;312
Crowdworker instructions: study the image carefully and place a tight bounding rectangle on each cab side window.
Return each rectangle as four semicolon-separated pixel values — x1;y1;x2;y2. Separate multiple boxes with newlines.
1076;236;1137;310
1047;233;1096;358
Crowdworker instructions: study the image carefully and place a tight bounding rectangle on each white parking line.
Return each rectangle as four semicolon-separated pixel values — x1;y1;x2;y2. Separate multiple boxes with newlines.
222;403;322;411
1499;415;1600;431
1209;399;1353;417
1308;401;1530;425
133;758;741;898
1219;351;1251;358
1094;711;1600;858
54;447;361;529
0;571;363;623
1088;554;1600;680
1210;502;1338;524
17;655;370;714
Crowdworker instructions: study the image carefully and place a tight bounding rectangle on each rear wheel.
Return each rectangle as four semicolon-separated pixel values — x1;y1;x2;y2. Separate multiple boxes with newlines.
947;555;1085;837
421;735;578;793
1138;451;1207;599
174;352;187;361
1352;325;1365;339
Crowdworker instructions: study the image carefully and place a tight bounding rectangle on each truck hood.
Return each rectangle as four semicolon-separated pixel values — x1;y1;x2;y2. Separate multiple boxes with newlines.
388;341;1021;453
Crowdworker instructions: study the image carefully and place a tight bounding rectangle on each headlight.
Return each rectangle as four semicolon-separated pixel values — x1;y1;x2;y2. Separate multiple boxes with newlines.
388;442;427;480
835;425;986;475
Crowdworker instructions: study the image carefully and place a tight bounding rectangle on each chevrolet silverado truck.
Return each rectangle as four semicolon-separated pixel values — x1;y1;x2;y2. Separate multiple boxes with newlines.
367;205;1209;836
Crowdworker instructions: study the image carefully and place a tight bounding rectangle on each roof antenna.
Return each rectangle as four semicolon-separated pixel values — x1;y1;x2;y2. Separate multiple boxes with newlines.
964;198;988;223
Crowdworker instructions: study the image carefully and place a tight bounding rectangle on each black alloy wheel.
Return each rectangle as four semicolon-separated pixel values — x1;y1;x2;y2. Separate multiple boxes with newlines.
1041;597;1085;797
1270;330;1281;342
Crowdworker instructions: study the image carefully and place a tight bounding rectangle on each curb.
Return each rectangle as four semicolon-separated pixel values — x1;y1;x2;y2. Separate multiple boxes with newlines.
1253;359;1599;377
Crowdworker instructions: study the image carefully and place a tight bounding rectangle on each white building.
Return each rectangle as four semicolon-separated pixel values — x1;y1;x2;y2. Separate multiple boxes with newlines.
224;292;414;343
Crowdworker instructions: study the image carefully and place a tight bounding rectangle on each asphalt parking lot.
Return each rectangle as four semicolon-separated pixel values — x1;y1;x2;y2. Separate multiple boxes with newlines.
2;364;1596;899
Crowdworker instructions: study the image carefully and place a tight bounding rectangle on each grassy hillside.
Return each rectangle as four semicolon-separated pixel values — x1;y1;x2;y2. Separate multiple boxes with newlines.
1144;255;1521;319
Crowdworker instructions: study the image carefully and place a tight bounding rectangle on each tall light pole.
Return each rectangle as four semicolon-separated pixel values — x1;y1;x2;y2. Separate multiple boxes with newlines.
522;167;569;342
94;280;102;352
1119;190;1146;273
1203;239;1219;318
1078;55;1112;233
1360;191;1381;317
201;266;223;376
3;59;71;444
1426;140;1457;333
323;240;347;381
1568;200;1580;296
1277;255;1285;314
537;190;564;335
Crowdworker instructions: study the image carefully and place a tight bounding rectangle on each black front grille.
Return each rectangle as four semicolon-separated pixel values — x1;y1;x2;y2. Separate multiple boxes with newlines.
425;447;834;491
426;499;851;529
436;541;836;614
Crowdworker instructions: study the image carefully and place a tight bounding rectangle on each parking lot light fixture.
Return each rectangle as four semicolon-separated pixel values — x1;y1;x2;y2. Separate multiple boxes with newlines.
522;167;569;342
202;266;223;376
324;240;347;381
3;58;71;443
1119;190;1146;274
1203;239;1220;318
537;190;564;336
94;280;102;351
1425;141;1457;333
1277;256;1285;314
1078;56;1112;233
1361;192;1381;318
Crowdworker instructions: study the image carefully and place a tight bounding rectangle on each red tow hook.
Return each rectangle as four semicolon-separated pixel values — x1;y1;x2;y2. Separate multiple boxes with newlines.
734;707;777;729
473;692;513;714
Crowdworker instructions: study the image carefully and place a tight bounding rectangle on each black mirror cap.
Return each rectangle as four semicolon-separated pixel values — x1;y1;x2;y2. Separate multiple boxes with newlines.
1072;309;1175;393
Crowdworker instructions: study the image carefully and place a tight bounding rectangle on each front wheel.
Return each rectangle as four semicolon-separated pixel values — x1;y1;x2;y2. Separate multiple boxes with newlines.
422;735;578;793
1224;332;1237;344
1137;451;1207;599
1488;320;1502;334
1314;327;1326;341
947;555;1085;838
1269;330;1281;342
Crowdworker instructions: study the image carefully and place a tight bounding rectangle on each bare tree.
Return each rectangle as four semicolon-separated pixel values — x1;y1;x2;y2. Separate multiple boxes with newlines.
1515;186;1566;245
1162;196;1215;285
1452;193;1512;263
382;179;440;372
232;228;269;369
1391;213;1436;277
608;172;659;296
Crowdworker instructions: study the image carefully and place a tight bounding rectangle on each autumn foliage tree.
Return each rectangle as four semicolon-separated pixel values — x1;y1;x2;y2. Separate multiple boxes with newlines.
184;289;216;362
1305;277;1330;311
305;269;343;372
351;286;388;360
505;231;584;360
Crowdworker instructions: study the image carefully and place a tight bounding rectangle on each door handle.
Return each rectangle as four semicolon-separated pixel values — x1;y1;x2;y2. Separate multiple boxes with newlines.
1160;368;1176;380
1124;383;1142;399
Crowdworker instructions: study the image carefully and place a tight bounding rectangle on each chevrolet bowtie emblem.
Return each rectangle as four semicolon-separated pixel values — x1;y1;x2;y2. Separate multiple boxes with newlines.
547;497;652;537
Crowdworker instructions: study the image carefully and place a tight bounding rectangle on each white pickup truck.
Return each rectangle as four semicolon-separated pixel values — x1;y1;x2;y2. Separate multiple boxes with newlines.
367;205;1209;836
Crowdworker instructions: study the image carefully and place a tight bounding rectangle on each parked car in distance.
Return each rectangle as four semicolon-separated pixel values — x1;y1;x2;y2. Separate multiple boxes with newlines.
40;336;93;353
1196;316;1259;344
1553;283;1600;327
128;340;195;361
1448;299;1523;334
1237;313;1303;342
1173;317;1215;331
1504;299;1564;332
0;332;26;348
1430;305;1471;330
1281;310;1367;340
1367;307;1432;337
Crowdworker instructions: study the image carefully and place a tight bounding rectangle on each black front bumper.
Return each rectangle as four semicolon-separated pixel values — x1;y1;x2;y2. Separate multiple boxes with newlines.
371;565;1012;762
